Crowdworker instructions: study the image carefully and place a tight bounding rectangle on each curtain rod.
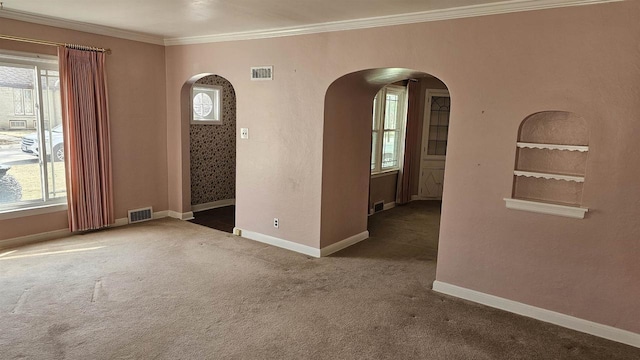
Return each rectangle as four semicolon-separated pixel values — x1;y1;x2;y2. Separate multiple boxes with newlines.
0;34;111;54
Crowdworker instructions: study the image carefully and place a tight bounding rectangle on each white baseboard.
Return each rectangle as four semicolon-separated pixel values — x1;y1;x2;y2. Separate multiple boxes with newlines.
432;281;640;349
192;199;235;212
168;211;194;221
320;231;369;257
0;228;71;250
232;228;370;258
233;227;321;257
411;195;420;201
1;210;175;250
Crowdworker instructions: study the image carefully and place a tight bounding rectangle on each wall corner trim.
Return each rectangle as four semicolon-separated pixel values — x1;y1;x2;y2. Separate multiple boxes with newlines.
320;231;370;257
233;228;321;257
432;280;640;349
168;211;194;221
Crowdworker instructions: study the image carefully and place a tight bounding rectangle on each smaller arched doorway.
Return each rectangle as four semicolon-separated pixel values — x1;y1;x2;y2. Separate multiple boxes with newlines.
183;74;237;232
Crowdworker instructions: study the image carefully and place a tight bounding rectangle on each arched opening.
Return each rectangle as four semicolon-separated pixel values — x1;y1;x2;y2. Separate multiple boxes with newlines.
181;73;237;232
320;68;451;260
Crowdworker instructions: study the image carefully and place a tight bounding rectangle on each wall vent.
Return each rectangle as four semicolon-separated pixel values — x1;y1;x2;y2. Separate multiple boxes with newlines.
373;201;384;213
9;120;27;129
251;66;273;81
128;207;153;224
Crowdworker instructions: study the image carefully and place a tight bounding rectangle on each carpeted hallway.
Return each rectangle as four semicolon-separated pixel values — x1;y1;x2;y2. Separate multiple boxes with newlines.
1;201;638;359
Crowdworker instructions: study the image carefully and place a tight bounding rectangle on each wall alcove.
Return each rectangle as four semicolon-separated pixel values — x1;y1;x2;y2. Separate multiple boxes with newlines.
504;111;589;219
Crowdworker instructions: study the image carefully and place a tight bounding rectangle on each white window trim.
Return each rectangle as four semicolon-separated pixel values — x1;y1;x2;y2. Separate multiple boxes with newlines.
190;84;223;125
371;84;408;175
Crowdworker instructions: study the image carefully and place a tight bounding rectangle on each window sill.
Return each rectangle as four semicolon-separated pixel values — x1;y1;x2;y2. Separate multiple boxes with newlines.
190;120;223;125
0;202;68;221
371;170;399;179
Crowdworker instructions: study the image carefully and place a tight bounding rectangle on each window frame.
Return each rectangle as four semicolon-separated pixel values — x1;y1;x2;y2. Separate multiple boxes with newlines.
422;89;451;161
190;84;223;125
0;50;66;216
371;84;407;175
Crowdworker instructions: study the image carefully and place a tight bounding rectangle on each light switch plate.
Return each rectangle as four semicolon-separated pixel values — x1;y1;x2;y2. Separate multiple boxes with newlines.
240;128;249;139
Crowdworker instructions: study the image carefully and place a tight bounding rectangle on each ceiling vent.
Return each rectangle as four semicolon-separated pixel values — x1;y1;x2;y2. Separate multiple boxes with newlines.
251;66;273;81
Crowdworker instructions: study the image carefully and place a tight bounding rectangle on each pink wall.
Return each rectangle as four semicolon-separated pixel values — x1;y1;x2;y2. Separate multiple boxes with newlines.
370;174;397;209
0;0;636;336
165;1;640;333
0;19;168;240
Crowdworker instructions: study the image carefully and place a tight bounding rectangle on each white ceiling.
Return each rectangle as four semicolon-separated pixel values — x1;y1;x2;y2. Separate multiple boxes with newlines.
0;0;620;45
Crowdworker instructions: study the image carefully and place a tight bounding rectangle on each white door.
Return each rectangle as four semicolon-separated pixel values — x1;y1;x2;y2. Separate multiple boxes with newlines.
418;90;450;200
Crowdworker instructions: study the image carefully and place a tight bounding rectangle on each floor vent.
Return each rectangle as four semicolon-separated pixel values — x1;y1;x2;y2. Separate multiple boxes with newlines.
373;201;384;213
251;66;273;80
128;207;153;224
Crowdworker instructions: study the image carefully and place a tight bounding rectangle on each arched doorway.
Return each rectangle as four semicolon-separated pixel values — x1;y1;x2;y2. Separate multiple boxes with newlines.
320;68;451;257
182;74;237;232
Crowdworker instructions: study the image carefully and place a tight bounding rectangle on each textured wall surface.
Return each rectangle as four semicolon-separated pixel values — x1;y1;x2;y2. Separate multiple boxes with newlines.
166;1;640;334
190;75;236;205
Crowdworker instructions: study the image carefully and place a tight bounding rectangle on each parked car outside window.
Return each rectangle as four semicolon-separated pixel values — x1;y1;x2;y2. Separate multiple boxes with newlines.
21;124;64;162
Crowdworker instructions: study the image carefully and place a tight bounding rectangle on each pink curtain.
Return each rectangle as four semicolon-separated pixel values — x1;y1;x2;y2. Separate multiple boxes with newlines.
396;80;420;205
59;47;114;231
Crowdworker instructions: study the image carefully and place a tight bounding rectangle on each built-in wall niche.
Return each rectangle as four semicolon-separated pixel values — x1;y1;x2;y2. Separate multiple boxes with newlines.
504;111;589;219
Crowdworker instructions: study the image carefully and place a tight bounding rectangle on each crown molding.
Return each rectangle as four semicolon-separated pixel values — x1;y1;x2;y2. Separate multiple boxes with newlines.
0;8;165;46
164;0;622;46
0;0;623;47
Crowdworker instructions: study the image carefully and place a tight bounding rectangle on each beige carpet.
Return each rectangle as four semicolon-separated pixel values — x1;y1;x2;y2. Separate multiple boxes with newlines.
1;201;638;359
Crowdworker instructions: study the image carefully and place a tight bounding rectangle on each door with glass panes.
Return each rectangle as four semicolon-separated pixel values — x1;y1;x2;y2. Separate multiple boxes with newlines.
418;90;450;199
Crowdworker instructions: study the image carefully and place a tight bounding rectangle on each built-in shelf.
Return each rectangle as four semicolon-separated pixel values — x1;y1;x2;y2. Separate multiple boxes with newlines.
516;142;589;152
513;170;584;183
509;111;590;218
504;198;588;219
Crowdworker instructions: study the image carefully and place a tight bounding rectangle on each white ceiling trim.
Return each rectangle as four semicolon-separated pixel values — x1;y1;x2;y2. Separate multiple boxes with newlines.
164;0;622;46
0;0;623;47
0;8;165;46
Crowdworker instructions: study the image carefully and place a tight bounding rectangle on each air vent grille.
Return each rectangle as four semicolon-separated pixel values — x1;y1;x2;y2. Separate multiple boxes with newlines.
251;66;273;81
128;207;153;224
9;120;27;129
373;201;384;213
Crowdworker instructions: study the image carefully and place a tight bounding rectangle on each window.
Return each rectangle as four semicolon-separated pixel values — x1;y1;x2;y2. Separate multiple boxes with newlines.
13;88;34;116
426;96;450;156
371;85;407;173
191;84;222;124
0;52;66;213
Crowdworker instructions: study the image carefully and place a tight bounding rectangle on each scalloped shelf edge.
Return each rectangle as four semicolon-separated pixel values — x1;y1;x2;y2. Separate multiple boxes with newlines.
514;170;584;183
504;198;588;219
516;142;589;152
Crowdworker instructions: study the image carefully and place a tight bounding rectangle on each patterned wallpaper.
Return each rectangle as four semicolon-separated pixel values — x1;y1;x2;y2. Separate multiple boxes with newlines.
190;75;236;205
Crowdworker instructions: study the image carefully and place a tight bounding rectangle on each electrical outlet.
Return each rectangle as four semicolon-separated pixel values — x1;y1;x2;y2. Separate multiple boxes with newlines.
273;218;279;228
240;128;249;139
